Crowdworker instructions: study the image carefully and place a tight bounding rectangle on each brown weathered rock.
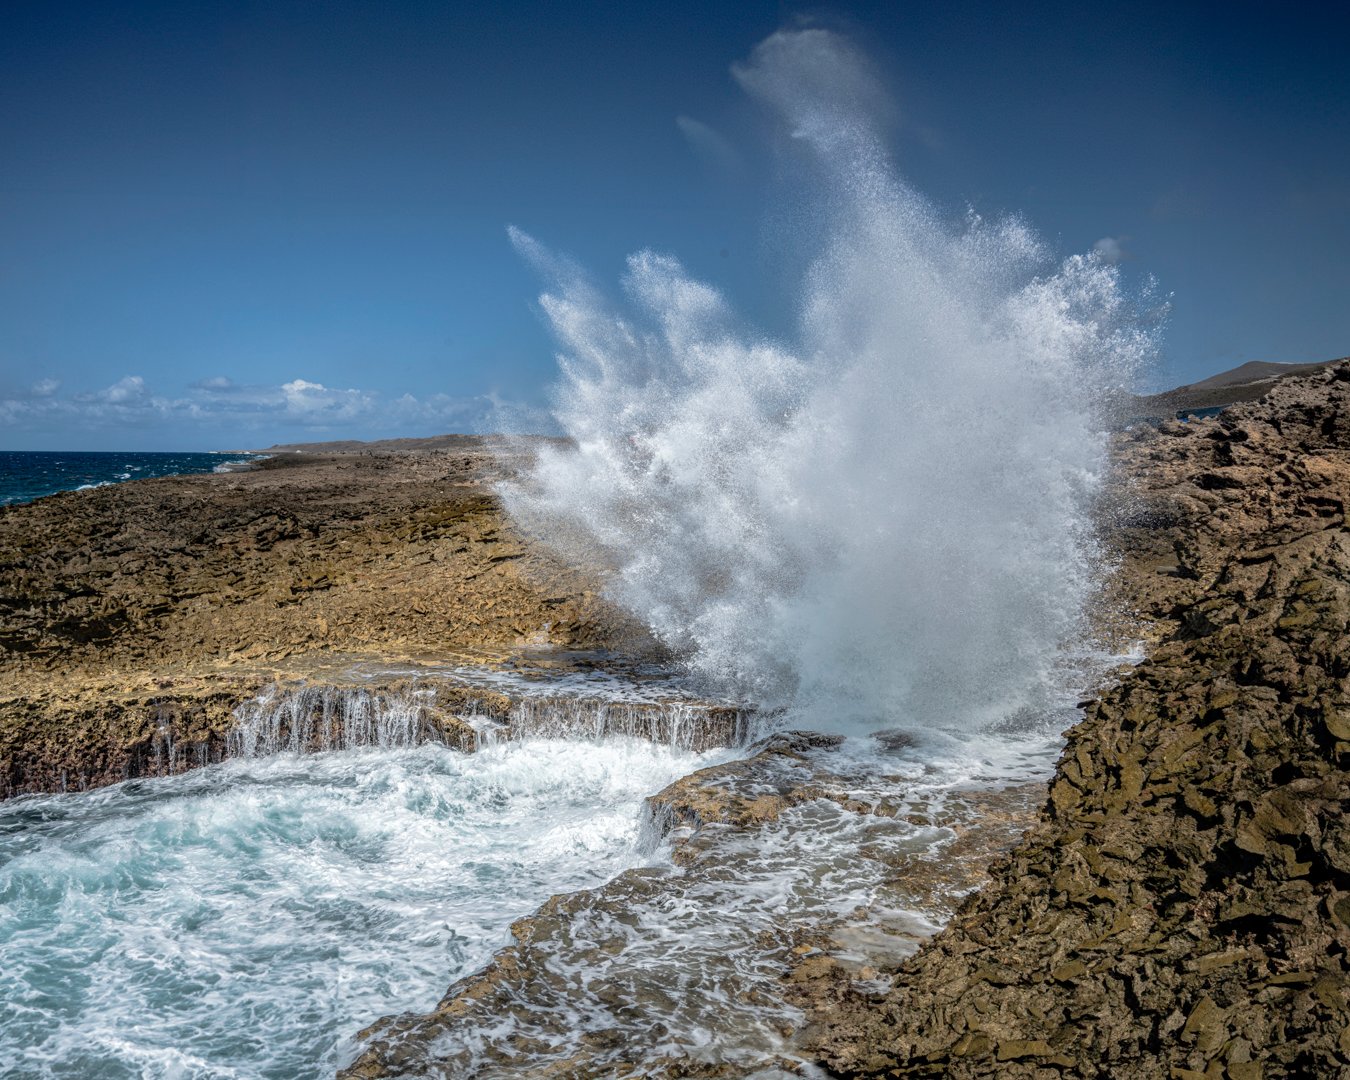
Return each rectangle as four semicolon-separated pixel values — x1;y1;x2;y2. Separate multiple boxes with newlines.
0;439;643;797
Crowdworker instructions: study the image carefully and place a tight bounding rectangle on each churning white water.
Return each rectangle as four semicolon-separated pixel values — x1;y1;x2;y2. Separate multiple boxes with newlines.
504;28;1154;728
345;724;1070;1078
0;738;730;1079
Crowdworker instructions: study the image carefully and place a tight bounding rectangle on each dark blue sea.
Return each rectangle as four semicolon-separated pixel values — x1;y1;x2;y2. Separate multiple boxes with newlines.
0;450;263;507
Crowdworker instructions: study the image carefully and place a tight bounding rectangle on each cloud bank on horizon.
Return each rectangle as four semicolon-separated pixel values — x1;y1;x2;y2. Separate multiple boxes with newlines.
0;374;547;451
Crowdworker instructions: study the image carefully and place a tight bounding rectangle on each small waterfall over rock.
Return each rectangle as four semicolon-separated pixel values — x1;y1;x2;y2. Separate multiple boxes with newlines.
506;696;751;748
227;684;450;757
227;680;750;757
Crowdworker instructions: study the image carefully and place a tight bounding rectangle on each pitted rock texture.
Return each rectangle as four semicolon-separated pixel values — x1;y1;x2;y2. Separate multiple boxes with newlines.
0;439;641;797
803;365;1350;1078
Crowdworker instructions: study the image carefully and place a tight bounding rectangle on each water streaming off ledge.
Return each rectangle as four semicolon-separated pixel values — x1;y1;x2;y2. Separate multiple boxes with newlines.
224;670;753;760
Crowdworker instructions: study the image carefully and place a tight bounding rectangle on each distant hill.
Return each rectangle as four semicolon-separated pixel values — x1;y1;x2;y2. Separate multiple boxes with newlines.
249;433;565;454
1182;359;1345;391
1131;355;1348;419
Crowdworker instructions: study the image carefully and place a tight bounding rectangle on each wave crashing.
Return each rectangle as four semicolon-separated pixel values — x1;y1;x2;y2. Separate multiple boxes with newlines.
504;29;1155;731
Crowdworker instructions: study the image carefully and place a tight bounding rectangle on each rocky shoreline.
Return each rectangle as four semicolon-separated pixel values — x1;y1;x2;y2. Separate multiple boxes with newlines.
340;730;1049;1078
0;438;648;797
5;365;1350;1077
339;364;1350;1078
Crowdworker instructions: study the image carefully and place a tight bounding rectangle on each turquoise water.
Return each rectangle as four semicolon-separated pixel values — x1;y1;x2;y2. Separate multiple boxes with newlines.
0;739;729;1079
0;451;261;507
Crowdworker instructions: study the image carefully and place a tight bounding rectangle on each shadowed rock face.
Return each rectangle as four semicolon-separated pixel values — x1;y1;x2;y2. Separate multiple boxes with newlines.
804;364;1350;1077
0;440;645;797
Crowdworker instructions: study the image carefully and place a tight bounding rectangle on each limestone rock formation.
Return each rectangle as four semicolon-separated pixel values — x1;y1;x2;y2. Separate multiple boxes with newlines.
0;440;641;797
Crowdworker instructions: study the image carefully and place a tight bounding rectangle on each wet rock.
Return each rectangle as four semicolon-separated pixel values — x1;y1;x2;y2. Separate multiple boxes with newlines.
339;735;1042;1079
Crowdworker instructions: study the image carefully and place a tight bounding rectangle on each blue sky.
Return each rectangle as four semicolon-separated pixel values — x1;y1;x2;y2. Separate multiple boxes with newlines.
2;1;1345;450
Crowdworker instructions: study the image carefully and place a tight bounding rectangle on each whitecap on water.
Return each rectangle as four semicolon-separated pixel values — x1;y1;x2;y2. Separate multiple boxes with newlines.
0;738;731;1079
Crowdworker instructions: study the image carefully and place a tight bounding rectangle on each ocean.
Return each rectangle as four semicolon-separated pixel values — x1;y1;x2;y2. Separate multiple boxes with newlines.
0;450;262;507
0;732;738;1078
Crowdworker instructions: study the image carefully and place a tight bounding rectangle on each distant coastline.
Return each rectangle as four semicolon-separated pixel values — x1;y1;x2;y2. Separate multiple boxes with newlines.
6;357;1341;507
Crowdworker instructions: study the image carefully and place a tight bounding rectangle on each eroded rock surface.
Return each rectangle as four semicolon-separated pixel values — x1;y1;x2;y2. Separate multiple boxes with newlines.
805;365;1350;1077
0;440;642;796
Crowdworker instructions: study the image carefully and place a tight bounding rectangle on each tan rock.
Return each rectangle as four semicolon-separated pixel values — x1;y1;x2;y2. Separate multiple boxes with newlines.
0;438;644;797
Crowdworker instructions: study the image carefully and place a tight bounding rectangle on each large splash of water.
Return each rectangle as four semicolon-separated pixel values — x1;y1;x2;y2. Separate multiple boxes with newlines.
503;29;1154;729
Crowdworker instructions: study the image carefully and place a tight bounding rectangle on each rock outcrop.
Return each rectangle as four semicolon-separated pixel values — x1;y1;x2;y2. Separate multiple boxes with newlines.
0;440;642;797
804;364;1350;1077
1128;355;1349;421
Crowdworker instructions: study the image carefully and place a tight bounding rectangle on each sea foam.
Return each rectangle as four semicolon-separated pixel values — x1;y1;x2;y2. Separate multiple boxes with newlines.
0;739;729;1079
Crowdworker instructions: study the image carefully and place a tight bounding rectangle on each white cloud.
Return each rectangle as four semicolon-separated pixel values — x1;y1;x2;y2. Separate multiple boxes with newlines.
95;375;147;402
280;378;377;418
0;372;543;440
